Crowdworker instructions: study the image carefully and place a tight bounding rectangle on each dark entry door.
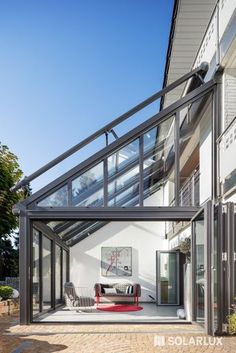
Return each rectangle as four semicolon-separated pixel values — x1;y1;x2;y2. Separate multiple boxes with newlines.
156;250;180;305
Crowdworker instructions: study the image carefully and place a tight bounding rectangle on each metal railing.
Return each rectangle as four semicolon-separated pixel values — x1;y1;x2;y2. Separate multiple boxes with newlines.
179;168;200;207
217;115;236;197
165;168;200;237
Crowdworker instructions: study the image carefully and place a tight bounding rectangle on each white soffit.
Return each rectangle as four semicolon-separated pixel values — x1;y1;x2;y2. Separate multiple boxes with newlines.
163;0;217;108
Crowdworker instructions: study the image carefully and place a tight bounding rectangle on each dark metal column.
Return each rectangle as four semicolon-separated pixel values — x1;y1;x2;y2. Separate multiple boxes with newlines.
174;111;180;206
205;200;213;335
212;73;222;202
103;158;108;207
19;211;30;324
139;135;144;206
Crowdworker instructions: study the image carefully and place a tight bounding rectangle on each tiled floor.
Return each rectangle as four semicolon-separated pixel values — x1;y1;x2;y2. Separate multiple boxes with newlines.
34;303;186;323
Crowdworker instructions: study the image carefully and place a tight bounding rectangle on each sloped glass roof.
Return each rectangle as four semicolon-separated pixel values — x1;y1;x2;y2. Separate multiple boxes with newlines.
36;115;174;209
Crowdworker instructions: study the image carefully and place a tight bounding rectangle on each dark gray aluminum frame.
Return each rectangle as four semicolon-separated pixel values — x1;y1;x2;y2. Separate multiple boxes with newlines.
12;63;209;194
191;201;213;335
26;207;199;220
191;201;236;336
30;221;69;323
16;65;222;325
13;78;216;213
21;210;197;325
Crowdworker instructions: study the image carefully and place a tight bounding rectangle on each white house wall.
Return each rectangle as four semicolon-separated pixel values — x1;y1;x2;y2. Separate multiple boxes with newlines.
70;219;168;303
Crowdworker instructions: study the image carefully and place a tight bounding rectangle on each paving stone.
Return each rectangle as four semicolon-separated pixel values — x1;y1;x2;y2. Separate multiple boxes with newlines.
0;312;236;353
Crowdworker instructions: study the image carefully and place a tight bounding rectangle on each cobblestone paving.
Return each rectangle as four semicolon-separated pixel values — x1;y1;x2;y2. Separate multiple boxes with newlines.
1;312;236;353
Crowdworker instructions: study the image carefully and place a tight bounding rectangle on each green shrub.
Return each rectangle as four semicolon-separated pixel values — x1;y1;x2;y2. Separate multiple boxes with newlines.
0;285;13;300
228;297;236;334
228;312;236;335
179;237;191;262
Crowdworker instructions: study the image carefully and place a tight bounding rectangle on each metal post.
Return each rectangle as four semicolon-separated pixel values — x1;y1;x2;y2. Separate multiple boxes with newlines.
212;74;222;202
105;131;109;146
19;212;30;324
205;200;213;335
103;158;108;207
52;239;55;311
174;111;180;206
139;135;144;206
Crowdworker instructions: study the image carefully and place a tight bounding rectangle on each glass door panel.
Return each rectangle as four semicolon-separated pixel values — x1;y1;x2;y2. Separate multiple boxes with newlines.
42;235;52;311
157;251;179;305
32;229;40;315
55;245;62;305
62;249;68;293
192;209;206;328
195;217;205;325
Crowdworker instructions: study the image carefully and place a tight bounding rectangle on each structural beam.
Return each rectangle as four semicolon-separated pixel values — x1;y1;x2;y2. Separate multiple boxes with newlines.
26;206;199;221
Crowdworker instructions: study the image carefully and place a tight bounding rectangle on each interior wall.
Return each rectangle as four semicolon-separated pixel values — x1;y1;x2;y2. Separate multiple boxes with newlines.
70;220;168;302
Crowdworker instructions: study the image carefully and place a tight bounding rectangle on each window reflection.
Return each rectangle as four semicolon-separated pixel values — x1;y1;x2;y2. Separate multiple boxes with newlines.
38;185;68;207
55;245;62;305
42;236;52;311
72;162;103;206
32;229;40;315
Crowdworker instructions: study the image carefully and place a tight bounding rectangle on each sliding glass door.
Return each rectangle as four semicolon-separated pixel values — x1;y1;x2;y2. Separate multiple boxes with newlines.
192;211;205;326
31;225;69;320
191;202;213;334
42;235;52;310
32;229;40;315
156;251;180;305
55;245;62;305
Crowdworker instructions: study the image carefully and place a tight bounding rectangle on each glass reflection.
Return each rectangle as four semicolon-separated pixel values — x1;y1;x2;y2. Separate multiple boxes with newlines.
195;214;205;326
42;236;52;311
38;185;68;207
72;162;103;206
32;229;40;315
55;245;62;305
108;139;139;177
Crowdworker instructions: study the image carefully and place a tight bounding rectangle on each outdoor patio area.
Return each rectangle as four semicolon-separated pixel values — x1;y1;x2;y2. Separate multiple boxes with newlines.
34;303;186;323
1;312;236;353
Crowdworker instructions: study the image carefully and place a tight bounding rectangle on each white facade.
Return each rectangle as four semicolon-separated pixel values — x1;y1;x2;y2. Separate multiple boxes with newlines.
70;221;168;302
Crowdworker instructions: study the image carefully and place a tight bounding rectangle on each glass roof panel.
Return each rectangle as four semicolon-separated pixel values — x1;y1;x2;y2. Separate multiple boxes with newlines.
66;221;106;246
72;162;103;207
38;185;68;207
108;139;139;177
57;221;83;237
108;183;139;207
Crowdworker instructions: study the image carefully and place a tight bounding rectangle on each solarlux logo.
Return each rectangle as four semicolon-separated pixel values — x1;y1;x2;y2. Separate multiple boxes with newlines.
154;335;223;346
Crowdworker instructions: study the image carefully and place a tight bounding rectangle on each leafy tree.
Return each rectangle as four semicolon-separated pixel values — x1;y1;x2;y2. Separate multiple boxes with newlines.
0;142;30;280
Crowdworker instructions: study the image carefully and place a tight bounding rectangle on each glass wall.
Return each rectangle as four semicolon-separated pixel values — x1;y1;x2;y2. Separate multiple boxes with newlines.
42;236;52;311
55;245;62;305
193;211;205;327
32;229;40;315
32;225;69;320
157;251;179;305
62;249;68;290
143;116;175;206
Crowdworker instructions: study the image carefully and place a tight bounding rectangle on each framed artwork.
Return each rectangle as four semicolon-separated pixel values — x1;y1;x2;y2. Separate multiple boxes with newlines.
101;247;132;276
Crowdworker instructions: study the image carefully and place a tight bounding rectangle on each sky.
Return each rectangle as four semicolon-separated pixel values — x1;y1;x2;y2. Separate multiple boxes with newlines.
0;0;174;192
